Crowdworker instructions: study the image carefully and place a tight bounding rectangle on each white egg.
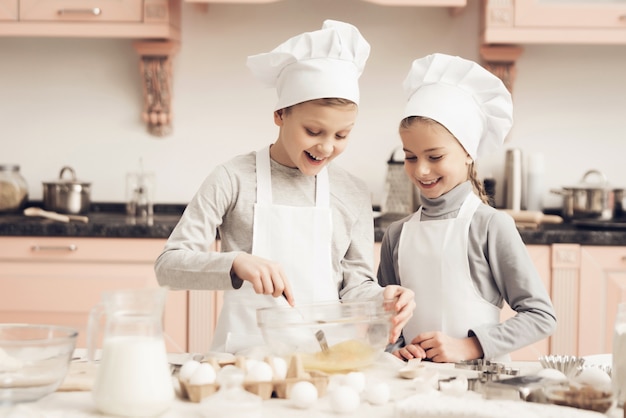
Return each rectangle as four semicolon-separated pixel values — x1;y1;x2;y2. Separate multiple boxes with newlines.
537;368;568;382
289;381;318;409
329;385;360;414
343;372;366;393
574;367;612;391
364;380;390;405
179;359;201;382
269;357;288;380
246;361;274;382
189;363;217;385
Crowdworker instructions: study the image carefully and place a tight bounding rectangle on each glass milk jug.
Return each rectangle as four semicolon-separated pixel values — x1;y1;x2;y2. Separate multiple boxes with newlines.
88;288;174;417
612;302;626;407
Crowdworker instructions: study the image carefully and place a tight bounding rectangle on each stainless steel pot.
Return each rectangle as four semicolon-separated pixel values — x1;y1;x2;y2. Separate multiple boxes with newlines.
551;169;616;221
42;166;91;215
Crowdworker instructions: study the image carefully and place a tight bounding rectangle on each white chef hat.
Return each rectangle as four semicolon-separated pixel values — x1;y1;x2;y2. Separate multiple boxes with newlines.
246;20;370;110
402;53;513;160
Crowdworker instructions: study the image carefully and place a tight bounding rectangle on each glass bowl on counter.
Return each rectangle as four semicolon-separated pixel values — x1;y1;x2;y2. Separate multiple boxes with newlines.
0;323;78;405
256;299;394;373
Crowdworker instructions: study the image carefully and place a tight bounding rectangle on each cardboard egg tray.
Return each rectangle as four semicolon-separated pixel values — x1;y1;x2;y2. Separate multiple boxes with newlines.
178;354;329;403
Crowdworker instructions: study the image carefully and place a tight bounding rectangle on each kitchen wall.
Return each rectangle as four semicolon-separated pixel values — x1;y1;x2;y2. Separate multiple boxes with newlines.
1;0;625;210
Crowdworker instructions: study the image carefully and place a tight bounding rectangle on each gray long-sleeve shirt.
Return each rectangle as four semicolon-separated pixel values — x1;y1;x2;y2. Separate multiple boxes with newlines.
155;150;383;301
377;181;557;360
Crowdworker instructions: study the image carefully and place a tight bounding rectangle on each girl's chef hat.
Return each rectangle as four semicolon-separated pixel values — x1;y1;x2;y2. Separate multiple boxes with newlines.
402;53;513;160
247;20;370;110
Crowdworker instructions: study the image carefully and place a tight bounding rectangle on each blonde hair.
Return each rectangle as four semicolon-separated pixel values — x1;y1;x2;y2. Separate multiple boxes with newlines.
400;116;490;205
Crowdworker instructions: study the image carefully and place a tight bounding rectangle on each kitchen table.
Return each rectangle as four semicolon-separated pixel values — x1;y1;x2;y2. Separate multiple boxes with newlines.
1;353;622;418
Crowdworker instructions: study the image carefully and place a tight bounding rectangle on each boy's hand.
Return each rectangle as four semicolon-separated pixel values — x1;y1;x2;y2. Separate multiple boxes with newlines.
382;285;415;344
231;253;295;306
392;344;427;361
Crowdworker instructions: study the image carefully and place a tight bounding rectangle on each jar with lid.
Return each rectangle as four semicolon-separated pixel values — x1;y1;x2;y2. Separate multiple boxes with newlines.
0;164;28;213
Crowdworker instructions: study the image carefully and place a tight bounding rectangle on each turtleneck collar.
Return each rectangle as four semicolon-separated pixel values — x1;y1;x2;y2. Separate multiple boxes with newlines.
420;181;473;218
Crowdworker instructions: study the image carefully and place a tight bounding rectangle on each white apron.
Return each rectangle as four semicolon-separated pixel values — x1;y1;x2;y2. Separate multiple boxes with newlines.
398;192;507;362
212;146;337;353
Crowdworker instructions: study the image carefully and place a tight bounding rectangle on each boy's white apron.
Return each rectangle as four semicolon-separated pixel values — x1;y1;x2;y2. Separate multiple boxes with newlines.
398;192;506;362
212;146;337;353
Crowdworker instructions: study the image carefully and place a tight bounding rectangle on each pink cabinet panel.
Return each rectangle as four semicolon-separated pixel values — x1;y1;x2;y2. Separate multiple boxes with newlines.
579;246;626;356
0;0;17;20
20;0;143;22
0;237;188;352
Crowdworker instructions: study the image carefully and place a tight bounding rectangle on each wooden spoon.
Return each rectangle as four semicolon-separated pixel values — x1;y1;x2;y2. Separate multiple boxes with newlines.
24;207;89;223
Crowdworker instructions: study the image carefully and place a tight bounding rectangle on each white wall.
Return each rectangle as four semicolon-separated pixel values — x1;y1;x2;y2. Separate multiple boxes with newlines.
1;0;625;210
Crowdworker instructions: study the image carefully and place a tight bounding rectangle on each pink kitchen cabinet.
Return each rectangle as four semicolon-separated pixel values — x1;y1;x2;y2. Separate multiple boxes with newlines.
550;244;626;357
0;0;180;39
0;0;17;21
579;245;626;357
0;237;188;352
482;0;626;45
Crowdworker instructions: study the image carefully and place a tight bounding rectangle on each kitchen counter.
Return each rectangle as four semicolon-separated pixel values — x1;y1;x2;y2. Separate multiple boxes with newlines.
1;204;625;246
2;353;621;418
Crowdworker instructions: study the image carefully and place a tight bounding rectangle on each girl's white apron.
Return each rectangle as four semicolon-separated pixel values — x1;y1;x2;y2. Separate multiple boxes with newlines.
398;192;507;362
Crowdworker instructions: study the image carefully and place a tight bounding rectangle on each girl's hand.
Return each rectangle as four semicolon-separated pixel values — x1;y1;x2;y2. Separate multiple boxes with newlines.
392;344;427;361
382;285;416;344
231;253;295;305
410;332;483;363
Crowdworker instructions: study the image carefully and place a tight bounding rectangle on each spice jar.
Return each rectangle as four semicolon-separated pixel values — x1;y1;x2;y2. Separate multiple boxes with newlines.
0;164;28;213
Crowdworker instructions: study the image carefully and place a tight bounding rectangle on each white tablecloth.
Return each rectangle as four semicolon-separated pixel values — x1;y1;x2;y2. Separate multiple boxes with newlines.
0;354;621;418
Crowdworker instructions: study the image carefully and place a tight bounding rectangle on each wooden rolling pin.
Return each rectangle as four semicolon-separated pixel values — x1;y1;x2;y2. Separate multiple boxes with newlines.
499;209;563;226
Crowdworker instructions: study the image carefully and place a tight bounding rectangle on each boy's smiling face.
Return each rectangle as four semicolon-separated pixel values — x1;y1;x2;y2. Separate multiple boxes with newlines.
270;101;357;177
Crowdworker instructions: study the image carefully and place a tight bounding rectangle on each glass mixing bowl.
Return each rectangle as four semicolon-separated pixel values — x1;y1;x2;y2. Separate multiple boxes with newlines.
256;299;393;373
0;323;78;405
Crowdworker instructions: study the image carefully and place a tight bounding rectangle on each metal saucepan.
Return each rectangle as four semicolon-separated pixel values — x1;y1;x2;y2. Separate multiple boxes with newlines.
42;166;91;215
551;169;621;221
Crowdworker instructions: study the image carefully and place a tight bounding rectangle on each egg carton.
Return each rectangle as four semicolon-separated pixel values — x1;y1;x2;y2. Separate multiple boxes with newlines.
178;354;329;403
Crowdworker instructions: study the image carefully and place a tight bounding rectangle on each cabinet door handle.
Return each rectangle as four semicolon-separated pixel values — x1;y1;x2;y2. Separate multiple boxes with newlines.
31;244;77;252
57;8;102;16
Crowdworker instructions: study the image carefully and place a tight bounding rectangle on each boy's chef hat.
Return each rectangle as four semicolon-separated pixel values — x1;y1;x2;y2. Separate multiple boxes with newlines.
402;53;513;159
247;20;370;110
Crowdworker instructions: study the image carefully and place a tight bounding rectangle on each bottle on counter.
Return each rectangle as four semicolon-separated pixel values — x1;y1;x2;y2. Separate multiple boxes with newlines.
504;148;522;211
525;153;545;212
0;164;28;213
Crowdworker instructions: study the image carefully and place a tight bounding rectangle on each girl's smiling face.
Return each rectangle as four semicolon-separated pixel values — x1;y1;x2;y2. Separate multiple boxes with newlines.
400;118;473;199
270;100;357;177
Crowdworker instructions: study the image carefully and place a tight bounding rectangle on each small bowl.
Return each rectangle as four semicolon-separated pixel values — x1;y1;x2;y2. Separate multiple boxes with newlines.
544;384;614;413
0;323;78;405
257;300;393;373
538;354;585;378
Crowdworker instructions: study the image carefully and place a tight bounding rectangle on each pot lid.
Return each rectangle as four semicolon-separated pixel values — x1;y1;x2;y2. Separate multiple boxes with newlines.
563;169;611;190
43;166;91;185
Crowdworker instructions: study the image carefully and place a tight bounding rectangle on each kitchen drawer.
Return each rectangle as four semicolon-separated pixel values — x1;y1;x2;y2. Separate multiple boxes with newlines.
19;0;142;22
0;0;17;20
0;237;166;263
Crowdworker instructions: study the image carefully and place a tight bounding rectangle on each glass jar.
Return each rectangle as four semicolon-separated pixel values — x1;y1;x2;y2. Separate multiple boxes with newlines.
0;164;28;213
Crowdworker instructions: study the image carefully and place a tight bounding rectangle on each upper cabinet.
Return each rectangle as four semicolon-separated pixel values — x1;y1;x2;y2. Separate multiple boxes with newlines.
185;0;466;5
0;0;181;39
482;0;626;45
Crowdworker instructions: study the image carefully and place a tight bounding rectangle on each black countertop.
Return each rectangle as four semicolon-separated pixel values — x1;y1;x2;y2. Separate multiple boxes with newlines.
1;203;625;245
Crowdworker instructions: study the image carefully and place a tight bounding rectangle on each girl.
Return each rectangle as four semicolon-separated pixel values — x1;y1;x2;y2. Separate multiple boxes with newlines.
378;53;556;363
155;20;415;354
